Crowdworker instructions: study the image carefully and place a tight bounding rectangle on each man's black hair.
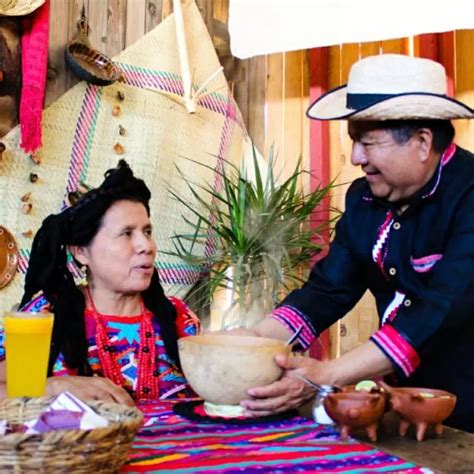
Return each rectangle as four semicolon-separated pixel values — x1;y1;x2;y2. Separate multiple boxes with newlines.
373;120;455;154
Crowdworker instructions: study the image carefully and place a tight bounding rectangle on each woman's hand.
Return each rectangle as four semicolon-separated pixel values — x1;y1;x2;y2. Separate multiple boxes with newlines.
46;376;135;407
240;354;328;416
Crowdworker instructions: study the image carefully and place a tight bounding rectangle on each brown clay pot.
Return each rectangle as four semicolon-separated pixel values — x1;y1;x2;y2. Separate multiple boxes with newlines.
323;390;386;441
343;383;391;412
379;382;457;441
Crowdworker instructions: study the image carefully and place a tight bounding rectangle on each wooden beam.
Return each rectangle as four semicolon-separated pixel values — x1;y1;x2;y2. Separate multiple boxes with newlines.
307;47;330;361
414;32;455;97
417;33;438;60
438;32;455;97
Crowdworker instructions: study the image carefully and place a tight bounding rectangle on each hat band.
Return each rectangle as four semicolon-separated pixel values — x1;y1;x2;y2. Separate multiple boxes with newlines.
346;92;397;110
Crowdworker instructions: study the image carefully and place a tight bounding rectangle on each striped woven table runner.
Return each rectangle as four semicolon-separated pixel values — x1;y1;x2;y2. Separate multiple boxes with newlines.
123;401;430;473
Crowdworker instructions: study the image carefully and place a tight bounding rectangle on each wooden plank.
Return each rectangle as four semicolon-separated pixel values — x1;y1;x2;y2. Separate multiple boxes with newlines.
438;31;455;96
360;41;380;58
416;33;438;60
125;0;146;47
45;0;71;106
338;43;360;201
145;0;163;32
301;49;310;193
106;0;127;57
453;30;474;152
195;0;213;38
233;58;249;129
307;47;330;361
247;55;266;154
327;44;341;359
213;0;228;20
380;38;407;54
282;50;305;179
87;0;108;58
161;0;173;20
264;52;284;164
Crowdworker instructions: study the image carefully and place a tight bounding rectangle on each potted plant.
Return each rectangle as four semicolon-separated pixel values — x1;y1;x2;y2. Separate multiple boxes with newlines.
167;147;337;329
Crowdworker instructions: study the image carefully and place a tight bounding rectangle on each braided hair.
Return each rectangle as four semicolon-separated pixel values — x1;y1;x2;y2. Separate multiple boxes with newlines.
20;160;180;375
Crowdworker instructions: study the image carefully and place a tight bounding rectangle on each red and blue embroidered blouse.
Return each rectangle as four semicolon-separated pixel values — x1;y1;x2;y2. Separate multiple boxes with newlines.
0;292;200;400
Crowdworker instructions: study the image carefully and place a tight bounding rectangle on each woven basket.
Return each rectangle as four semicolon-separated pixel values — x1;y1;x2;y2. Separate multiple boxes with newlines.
0;396;143;473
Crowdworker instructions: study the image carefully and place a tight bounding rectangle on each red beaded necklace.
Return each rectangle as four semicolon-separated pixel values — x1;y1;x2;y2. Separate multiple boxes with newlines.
85;287;159;400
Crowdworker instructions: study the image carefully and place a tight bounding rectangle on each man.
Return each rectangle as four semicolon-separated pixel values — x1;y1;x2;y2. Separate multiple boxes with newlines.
239;54;474;433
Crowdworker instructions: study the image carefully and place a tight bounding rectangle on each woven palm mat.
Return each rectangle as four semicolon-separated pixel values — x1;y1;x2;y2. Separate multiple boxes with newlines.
0;1;249;312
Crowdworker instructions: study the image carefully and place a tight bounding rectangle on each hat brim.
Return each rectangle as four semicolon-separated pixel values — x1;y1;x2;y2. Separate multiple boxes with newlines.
0;0;45;16
307;85;474;121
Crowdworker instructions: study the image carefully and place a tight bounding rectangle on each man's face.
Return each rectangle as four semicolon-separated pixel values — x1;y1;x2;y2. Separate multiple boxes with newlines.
348;122;431;202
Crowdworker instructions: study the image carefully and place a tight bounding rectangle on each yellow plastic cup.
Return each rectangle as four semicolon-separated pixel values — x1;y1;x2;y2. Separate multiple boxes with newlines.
4;312;54;397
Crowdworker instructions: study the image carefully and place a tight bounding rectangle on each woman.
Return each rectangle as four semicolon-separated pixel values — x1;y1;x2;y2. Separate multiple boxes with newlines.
0;160;199;405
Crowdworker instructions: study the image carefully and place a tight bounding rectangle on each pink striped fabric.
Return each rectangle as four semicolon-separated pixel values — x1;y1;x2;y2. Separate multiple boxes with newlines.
270;305;317;350
371;324;420;376
19;0;49;153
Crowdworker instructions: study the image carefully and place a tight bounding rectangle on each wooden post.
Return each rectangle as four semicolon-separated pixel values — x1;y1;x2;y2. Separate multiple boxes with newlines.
438;32;455;97
416;31;455;98
307;47;330;361
417;33;438;60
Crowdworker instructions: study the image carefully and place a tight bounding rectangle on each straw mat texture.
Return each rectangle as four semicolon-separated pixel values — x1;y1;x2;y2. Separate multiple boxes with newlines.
0;0;249;312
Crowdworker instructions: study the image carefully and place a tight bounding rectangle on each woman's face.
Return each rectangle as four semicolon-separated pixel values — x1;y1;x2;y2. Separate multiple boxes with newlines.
74;200;157;295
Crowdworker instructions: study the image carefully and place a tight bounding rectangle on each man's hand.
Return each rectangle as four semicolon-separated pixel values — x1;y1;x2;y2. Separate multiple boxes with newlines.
240;354;324;416
46;376;135;407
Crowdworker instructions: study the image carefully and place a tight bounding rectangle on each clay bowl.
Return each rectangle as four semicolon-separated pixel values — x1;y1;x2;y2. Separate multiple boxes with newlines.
65;42;121;86
343;383;391;411
323;390;386;441
385;386;456;441
178;334;291;405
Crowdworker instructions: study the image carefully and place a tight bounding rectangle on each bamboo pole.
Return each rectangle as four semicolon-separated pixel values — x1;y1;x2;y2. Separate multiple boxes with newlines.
173;0;196;113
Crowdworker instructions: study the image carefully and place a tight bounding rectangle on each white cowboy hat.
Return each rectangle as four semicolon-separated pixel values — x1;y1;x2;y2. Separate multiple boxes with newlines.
307;54;474;121
0;0;45;16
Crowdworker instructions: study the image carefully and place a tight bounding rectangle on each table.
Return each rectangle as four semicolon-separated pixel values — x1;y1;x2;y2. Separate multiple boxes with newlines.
373;412;474;473
123;401;439;473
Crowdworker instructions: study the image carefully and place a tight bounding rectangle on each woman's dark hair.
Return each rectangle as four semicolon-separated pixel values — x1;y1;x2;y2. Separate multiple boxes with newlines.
20;160;180;375
377;120;455;154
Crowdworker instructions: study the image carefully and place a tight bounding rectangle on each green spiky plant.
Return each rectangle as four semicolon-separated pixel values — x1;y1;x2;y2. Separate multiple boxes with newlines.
167;147;337;329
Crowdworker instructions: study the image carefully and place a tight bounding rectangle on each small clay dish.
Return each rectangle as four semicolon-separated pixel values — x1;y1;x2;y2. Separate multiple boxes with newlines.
323;390;386;441
0;226;19;289
343;382;391;412
385;386;456;441
65;42;121;86
65;12;121;86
